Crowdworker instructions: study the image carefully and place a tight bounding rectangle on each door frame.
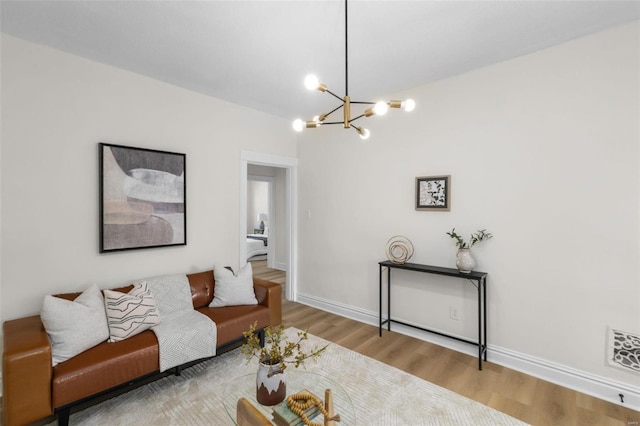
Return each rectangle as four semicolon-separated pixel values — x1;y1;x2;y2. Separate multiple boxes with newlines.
240;151;297;301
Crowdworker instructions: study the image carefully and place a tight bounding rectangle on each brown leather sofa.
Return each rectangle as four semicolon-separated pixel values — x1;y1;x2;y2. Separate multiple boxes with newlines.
2;269;282;426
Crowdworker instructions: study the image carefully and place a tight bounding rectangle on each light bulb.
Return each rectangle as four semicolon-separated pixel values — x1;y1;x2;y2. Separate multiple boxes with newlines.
304;74;320;91
292;119;304;132
403;99;416;112
373;101;389;116
359;128;370;140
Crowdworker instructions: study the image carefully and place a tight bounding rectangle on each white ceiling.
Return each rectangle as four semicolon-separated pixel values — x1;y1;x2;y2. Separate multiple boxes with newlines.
1;1;638;121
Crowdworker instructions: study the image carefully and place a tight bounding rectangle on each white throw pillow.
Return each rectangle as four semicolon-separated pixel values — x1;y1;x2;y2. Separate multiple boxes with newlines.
41;284;110;366
210;263;258;307
104;281;161;342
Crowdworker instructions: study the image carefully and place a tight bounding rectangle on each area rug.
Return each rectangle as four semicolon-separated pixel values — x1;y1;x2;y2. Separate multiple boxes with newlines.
49;328;527;425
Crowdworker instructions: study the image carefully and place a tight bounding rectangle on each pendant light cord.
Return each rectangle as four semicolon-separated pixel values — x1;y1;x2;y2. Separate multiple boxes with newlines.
345;0;348;97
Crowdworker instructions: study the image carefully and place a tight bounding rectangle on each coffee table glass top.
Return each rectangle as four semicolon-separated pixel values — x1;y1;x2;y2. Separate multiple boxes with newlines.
223;370;355;425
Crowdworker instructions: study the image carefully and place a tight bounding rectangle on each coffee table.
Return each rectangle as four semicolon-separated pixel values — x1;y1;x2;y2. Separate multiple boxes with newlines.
223;370;356;425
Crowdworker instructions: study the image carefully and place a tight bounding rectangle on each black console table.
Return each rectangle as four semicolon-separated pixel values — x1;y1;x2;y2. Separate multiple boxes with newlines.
378;260;488;370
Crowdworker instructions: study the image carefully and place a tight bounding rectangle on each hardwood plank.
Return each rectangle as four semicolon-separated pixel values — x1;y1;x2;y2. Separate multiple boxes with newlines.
250;260;285;286
252;267;640;425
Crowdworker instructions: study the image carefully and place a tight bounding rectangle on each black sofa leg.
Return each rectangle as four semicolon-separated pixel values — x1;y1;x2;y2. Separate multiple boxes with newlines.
175;365;182;376
258;328;266;347
58;408;70;426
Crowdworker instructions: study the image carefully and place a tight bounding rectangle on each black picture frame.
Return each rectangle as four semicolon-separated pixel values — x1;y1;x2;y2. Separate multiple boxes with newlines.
99;143;186;252
415;175;450;211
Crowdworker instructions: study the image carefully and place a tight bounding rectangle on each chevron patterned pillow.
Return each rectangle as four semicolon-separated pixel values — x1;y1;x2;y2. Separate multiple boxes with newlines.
104;281;161;342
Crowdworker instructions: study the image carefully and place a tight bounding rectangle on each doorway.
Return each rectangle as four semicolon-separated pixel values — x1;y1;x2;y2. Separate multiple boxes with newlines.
240;151;297;301
247;175;274;265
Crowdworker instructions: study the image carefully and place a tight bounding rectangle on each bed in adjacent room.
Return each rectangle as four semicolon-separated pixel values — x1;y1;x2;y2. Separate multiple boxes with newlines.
247;234;268;260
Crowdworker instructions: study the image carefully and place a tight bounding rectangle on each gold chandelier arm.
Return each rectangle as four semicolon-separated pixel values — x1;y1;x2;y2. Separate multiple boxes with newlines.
324;88;344;102
343;96;350;128
317;121;346;126
351;124;370;140
349;113;366;123
321;104;345;121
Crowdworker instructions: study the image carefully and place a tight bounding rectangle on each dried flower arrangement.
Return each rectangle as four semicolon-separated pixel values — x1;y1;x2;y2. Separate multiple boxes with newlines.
241;322;328;376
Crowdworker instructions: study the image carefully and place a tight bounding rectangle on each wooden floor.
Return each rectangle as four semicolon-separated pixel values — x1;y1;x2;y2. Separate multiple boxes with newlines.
252;262;639;426
251;260;285;286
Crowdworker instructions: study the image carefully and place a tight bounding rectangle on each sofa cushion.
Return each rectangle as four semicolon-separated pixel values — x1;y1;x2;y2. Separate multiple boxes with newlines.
104;281;161;342
198;305;270;345
41;284;109;366
210;263;257;307
52;330;159;408
187;270;215;308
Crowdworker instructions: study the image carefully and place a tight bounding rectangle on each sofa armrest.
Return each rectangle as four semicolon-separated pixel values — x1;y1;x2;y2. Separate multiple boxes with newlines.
253;278;282;326
3;315;53;426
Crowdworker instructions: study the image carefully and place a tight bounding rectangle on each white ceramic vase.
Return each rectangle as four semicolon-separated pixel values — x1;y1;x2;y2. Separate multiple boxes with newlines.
456;248;476;273
256;359;286;406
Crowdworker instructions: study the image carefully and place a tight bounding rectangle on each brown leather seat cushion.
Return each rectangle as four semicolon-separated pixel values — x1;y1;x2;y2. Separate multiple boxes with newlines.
198;305;271;344
52;330;159;408
52;305;269;408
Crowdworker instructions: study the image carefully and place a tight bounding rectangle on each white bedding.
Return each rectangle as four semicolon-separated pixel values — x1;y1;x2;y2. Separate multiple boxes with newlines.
247;238;268;259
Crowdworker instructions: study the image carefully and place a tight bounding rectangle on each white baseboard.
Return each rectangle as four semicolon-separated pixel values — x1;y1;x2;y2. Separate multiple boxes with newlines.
273;262;287;271
296;292;640;412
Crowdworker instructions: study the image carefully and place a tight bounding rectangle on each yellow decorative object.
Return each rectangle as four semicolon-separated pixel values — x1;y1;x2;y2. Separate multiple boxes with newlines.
286;390;341;426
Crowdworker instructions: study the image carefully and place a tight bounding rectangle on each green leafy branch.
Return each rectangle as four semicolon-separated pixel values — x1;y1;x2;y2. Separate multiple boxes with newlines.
446;228;493;249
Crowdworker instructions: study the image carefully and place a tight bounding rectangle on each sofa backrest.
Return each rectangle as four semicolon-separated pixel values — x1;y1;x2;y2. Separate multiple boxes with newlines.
53;270;216;309
186;270;215;308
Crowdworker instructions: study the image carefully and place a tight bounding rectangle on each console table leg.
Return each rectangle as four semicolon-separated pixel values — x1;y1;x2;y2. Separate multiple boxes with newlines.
387;268;391;332
477;282;482;370
484;277;488;362
379;265;383;336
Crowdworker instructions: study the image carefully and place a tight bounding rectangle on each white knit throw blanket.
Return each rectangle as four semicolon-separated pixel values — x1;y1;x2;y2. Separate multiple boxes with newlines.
145;274;217;372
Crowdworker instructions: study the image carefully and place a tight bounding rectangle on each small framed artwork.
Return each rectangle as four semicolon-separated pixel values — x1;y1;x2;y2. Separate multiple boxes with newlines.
416;175;450;211
99;143;186;252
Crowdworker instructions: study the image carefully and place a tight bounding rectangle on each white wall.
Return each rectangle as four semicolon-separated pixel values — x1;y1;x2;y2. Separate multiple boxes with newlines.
247;180;269;232
297;22;639;399
0;34;296;323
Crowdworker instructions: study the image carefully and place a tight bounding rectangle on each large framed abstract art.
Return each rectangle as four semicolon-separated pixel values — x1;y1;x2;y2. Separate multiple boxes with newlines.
99;143;186;252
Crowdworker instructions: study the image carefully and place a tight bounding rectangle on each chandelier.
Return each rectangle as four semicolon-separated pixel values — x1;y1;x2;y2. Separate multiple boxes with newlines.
292;0;415;140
